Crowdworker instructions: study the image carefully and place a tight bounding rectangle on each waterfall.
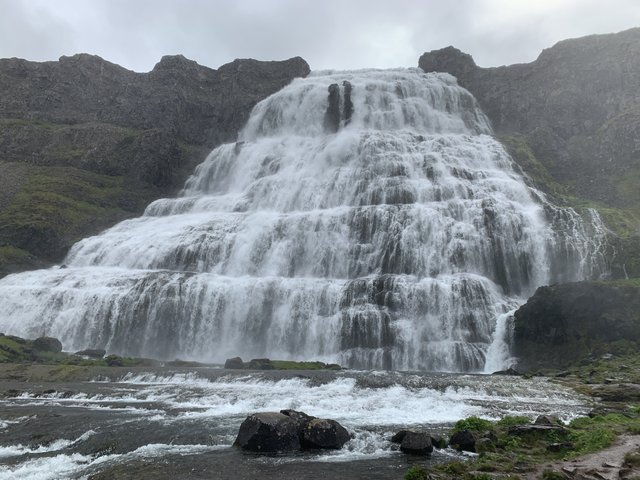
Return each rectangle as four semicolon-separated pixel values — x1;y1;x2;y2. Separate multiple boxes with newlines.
0;69;609;372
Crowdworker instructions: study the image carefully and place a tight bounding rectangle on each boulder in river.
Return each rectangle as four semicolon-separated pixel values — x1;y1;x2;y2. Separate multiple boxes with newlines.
75;348;106;358
399;431;433;455
235;410;350;452
234;412;301;453
301;418;350;449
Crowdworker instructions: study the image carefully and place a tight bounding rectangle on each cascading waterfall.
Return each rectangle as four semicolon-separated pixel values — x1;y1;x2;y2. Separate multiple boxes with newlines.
0;69;609;372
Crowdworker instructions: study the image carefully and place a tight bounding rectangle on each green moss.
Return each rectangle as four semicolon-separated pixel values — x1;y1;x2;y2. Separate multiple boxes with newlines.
499;134;566;196
404;465;429;480
0;164;159;260
270;360;342;370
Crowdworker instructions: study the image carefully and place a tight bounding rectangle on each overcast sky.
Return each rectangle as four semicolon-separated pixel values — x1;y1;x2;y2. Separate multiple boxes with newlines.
1;0;639;72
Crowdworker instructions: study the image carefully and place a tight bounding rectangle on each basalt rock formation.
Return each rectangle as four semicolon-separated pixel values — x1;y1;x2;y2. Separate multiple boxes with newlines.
512;280;640;370
420;28;640;277
0;54;310;277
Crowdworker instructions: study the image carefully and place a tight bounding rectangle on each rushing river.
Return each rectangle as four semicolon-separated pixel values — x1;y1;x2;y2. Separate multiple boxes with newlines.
0;368;592;479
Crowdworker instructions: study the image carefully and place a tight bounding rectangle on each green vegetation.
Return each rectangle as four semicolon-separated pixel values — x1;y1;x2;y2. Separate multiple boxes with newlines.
270;360;342;370
0;164;159;264
422;407;640;479
404;465;429;480
500;133;640;279
454;416;494;432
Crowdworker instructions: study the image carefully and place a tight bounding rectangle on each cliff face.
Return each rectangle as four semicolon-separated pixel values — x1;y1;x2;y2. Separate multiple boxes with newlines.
0;54;310;276
420;29;640;277
512;280;640;371
419;29;640;206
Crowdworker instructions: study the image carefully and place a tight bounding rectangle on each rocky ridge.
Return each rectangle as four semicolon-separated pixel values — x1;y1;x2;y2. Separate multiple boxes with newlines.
420;28;640;277
0;54;310;276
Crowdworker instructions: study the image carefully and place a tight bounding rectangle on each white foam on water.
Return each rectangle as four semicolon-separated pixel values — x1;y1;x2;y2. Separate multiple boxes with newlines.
0;443;224;480
0;69;609;372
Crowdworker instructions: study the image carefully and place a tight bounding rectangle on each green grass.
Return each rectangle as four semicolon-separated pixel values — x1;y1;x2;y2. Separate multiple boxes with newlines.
0;164;159;261
270;360;342;370
422;406;640;479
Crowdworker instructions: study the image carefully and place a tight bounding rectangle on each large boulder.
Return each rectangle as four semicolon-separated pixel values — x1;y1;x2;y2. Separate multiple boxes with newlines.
301;418;350;449
233;412;300;453
32;336;62;353
235;410;350;453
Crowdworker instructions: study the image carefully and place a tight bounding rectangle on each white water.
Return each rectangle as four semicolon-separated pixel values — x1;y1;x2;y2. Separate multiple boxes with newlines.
0;69;608;371
0;370;591;475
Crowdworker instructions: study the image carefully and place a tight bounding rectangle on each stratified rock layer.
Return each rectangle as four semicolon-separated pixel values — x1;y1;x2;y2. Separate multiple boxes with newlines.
513;281;640;370
0;54;310;275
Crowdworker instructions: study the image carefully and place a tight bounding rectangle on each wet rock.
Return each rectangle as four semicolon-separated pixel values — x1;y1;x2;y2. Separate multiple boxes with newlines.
224;357;244;369
301;418;350;449
475;437;496;453
32;336;62;353
492;367;522;376
547;442;574;452
449;429;476;452
399;431;433;455
280;409;316;436
75;348;106;358
391;430;409;443
324;83;341;133
246;358;274;370
535;414;560;426
430;434;447;449
234;412;300;453
590;383;640;402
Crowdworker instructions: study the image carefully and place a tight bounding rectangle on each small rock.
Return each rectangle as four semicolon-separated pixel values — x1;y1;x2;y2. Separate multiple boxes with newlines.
224;357;244;369
547;442;573;452
555;370;571;378
430;434;447;449
75;348;106;358
492;367;521;376
449;429;476;452
475;437;495;453
535;415;560;426
400;431;433;455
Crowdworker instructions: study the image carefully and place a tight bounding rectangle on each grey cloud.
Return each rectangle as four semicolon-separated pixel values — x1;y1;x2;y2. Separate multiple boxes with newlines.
0;0;639;72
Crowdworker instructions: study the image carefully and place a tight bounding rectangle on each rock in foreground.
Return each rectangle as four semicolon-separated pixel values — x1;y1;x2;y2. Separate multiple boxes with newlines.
234;410;350;453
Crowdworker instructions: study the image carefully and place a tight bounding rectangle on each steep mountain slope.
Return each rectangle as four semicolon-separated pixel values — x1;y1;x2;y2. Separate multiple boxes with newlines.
419;28;640;277
0;54;310;276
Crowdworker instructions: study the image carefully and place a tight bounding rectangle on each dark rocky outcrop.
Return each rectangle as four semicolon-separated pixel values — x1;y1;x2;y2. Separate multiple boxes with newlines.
233;412;301;453
0;54;310;277
234;410;350;453
419;29;640;277
398;431;433;455
512;280;640;370
32;336;62;353
75;348;106;358
449;429;476;452
223;357;244;369
419;29;640;207
301;418;350;450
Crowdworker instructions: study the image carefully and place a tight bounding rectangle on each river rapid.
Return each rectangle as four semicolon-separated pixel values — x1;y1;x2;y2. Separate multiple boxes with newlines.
0;367;592;479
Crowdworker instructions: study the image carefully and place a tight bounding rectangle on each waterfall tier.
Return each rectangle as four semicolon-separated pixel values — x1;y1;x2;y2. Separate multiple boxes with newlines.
0;69;609;371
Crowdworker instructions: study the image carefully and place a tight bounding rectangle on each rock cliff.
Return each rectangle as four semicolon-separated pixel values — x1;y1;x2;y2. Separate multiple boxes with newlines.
512;280;640;370
420;29;640;277
0;54;310;276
